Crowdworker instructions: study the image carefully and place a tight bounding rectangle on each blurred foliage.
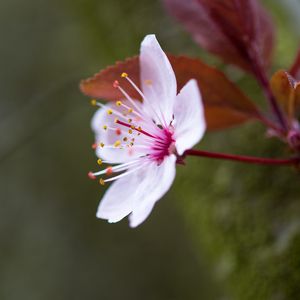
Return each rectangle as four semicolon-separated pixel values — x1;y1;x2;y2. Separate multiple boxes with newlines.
0;0;219;299
1;0;300;299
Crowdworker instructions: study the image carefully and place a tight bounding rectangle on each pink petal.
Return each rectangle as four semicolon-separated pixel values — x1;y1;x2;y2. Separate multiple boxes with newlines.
96;155;176;225
129;155;176;227
173;79;206;155
140;34;177;123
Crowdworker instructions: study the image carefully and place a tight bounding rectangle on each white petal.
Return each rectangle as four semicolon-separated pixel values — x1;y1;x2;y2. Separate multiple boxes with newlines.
140;34;177;124
96;155;176;226
173;79;206;155
91;102;144;163
129;155;176;227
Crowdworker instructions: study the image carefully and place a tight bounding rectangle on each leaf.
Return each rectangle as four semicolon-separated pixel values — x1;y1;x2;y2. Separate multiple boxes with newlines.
80;57;141;101
163;0;275;72
290;48;300;80
80;55;260;130
270;70;300;119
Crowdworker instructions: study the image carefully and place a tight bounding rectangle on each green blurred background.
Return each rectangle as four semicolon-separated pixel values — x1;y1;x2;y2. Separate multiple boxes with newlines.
0;0;300;299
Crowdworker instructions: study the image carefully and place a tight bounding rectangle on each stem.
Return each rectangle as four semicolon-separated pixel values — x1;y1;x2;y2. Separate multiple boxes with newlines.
183;149;299;166
251;56;288;132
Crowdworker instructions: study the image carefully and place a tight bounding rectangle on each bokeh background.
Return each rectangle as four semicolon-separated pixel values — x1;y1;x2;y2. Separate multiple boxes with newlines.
1;0;300;299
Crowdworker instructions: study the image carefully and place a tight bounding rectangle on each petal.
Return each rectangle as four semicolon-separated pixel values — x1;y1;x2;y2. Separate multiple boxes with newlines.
91;102;144;163
129;155;176;227
173;79;206;155
140;34;177;123
96;155;176;226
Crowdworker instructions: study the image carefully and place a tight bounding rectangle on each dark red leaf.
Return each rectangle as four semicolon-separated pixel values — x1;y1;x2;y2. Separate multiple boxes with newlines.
163;0;275;72
80;55;260;130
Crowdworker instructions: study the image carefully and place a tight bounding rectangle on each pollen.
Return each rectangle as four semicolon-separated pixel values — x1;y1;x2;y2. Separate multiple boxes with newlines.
130;125;135;129
128;129;133;134
106;166;113;175
115;128;122;135
107;109;113;115
88;172;96;180
116;100;122;106
128;108;133;113
90;99;97;106
128;118;132;123
121;72;128;78
103;125;108;130
113;80;119;88
97;158;103;165
114;140;121;147
99;178;105;186
123;137;128;142
137;126;142;131
99;142;105;148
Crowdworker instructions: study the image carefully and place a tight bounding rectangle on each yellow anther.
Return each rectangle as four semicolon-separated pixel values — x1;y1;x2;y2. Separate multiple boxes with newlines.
114;140;121;147
137;132;141;136
97;159;103;165
130;125;135;129
128;129;133;134
128;108;133;113
123;137;128;142
114;118;119;123
107;109;113;115
121;72;128;78
131;138;135;142
90;99;97;106
130;142;134;146
137;126;142;131
99;178;105;186
128;118;132;123
103;125;108;130
116;101;122;106
99;142;105;148
145;79;152;85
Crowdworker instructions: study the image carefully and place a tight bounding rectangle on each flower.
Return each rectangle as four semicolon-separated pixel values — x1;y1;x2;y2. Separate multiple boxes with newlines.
89;34;206;227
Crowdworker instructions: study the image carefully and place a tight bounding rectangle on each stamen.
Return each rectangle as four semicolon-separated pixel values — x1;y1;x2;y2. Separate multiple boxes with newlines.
88;172;96;180
124;75;165;125
90;99;97;106
99;178;105;185
91;143;97;150
114;140;121;148
104;162;146;183
116;119;156;138
106;166;113;175
107;109;113;115
97;159;103;165
115;128;122;135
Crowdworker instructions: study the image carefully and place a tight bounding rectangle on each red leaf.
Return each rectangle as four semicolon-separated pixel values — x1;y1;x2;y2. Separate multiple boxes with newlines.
80;55;260;130
270;70;300;119
290;48;300;80
163;0;275;72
